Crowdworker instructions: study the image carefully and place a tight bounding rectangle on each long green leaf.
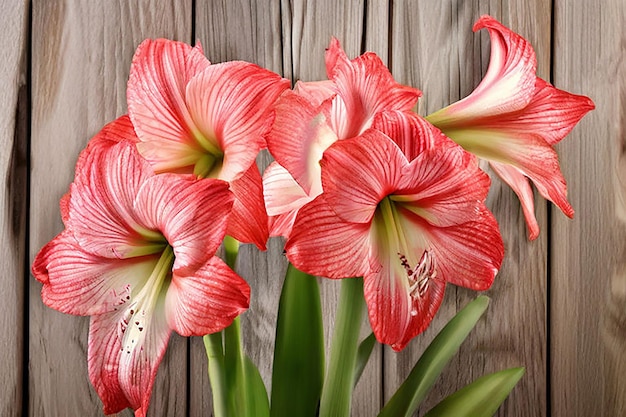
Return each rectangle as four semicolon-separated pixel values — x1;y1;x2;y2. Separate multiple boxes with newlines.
424;367;525;417
244;355;270;417
378;296;490;417
270;264;325;417
353;333;376;388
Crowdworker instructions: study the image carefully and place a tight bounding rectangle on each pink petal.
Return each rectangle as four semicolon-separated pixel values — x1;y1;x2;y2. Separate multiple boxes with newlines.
485;78;595;146
99;115;138;144
363;257;446;351
186;61;290;182
263;161;317;216
69;140;157;259
88;305;171;417
285;195;371;279
34;230;157;316
165;256;250;336
319;131;404;223
394;145;491;227
134;174;234;274
324;38;421;139
293;80;335;107
425;208;504;290
128;39;211;173
490;161;540;240
226;164;269;250
427;16;536;127
266;90;337;194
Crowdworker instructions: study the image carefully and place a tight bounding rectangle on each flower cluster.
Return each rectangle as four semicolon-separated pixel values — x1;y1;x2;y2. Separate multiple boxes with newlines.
32;15;593;416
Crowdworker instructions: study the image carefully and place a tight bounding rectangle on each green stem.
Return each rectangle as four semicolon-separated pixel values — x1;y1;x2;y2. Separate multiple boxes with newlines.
319;277;365;417
204;332;230;417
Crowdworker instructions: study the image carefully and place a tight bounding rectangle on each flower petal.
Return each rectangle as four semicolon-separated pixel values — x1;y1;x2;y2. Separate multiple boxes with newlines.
127;39;211;173
34;230;157;316
320;131;405;223
165;256;250;336
293;79;336;107
226;163;269;250
325;37;421;139
285;195;371;279
134;174;234;274
69;140;157;259
263;162;316;216
88;304;171;417
186;61;290;182
490;161;540;240
267;90;338;194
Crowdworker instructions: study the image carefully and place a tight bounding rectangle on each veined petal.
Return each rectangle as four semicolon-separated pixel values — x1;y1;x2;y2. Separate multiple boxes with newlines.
88;302;171;417
134;173;234;274
363;257;446;352
393;145;490;227
447;128;573;218
483;78;595;146
293;79;335;107
128;39;210;172
165;256;250;336
186;61;290;182
267;90;338;194
320;131;405;223
325;38;421;138
285;195;371;279
427;15;536;127
263;161;318;216
34;229;156;316
226;163;269;250
490;161;540;240
424;208;503;290
69;140;159;259
99;115;138;144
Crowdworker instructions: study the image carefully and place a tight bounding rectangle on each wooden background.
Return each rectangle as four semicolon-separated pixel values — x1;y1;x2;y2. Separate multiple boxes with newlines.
1;0;624;416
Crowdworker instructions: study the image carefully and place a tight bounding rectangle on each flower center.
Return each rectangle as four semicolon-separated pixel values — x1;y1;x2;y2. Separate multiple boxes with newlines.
118;245;175;355
191;128;224;179
375;197;436;303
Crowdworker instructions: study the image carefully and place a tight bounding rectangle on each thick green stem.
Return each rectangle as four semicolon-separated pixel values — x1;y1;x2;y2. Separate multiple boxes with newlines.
204;332;230;417
319;277;365;417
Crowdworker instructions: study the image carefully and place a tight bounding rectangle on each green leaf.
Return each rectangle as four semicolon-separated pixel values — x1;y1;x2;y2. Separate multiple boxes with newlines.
353;333;377;388
270;264;325;417
224;317;246;416
378;296;491;417
244;355;270;417
423;367;525;417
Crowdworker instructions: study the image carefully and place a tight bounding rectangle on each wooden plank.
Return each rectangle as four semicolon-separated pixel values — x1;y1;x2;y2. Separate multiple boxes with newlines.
29;1;191;416
551;0;626;416
0;1;29;416
386;2;550;416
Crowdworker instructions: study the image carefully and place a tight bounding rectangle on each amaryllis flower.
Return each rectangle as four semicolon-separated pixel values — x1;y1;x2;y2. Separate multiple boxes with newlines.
127;38;290;248
426;15;595;240
264;38;421;237
285;124;503;351
32;118;250;416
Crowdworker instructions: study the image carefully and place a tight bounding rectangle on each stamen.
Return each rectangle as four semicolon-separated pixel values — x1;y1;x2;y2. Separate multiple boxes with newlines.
398;250;437;300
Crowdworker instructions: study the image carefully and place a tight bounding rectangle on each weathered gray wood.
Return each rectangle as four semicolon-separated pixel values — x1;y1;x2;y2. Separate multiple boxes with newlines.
552;1;626;416
29;1;191;416
386;2;550;416
0;1;29;416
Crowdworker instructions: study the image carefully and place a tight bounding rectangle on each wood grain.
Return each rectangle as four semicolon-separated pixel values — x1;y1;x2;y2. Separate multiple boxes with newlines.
29;1;191;415
386;2;549;416
552;0;626;416
0;1;29;416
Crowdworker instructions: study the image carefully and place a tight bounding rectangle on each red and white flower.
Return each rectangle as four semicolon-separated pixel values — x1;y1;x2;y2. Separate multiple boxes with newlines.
426;15;595;239
32;118;250;417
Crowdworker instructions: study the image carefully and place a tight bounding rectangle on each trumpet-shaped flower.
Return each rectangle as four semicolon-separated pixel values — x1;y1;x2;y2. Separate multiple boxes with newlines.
32;118;250;416
127;38;290;248
426;15;595;240
264;38;421;237
285;126;503;350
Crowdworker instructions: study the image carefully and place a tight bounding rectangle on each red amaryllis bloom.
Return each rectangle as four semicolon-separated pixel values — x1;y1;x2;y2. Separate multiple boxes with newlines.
426;15;594;240
285;124;503;351
264;38;421;237
127;39;290;248
32;118;250;417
